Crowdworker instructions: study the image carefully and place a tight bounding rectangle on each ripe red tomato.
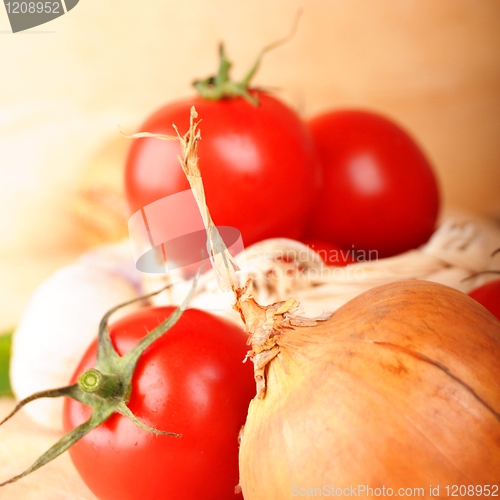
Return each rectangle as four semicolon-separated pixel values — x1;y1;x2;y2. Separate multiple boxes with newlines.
63;307;255;500
125;92;321;247
468;279;500;321
305;110;440;258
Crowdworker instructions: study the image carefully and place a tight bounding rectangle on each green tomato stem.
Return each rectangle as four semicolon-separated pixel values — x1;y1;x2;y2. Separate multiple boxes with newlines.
192;44;259;105
0;270;200;487
78;368;123;400
192;11;301;105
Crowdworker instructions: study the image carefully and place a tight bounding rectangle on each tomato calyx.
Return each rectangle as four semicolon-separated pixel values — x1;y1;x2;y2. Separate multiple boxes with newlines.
192;12;301;105
0;278;199;487
193;44;260;105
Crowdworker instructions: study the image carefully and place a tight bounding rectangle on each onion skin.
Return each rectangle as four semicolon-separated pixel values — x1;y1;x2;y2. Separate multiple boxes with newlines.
239;280;500;498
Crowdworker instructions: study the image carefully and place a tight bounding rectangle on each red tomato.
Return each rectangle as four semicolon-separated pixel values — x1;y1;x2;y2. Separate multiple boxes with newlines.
468;279;500;321
303;239;356;266
125;92;321;247
305;110;440;258
63;307;255;500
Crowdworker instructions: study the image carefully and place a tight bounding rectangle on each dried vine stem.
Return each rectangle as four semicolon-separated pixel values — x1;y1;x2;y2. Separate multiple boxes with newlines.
174;108;242;294
176;108;330;397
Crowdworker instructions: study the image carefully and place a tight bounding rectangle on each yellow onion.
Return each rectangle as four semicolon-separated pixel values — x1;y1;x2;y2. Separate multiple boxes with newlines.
169;108;500;498
238;280;500;498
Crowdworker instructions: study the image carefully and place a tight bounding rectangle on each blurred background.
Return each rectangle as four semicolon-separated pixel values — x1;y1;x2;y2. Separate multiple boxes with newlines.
1;0;499;332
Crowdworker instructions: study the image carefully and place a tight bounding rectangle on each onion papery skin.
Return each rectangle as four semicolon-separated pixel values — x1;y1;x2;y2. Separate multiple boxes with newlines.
239;280;500;499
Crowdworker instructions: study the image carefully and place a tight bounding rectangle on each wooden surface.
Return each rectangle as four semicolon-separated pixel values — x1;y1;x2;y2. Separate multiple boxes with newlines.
0;398;97;500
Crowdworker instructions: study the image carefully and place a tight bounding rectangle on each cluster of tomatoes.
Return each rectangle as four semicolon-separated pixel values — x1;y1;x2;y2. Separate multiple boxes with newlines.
61;77;499;500
125;91;441;263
